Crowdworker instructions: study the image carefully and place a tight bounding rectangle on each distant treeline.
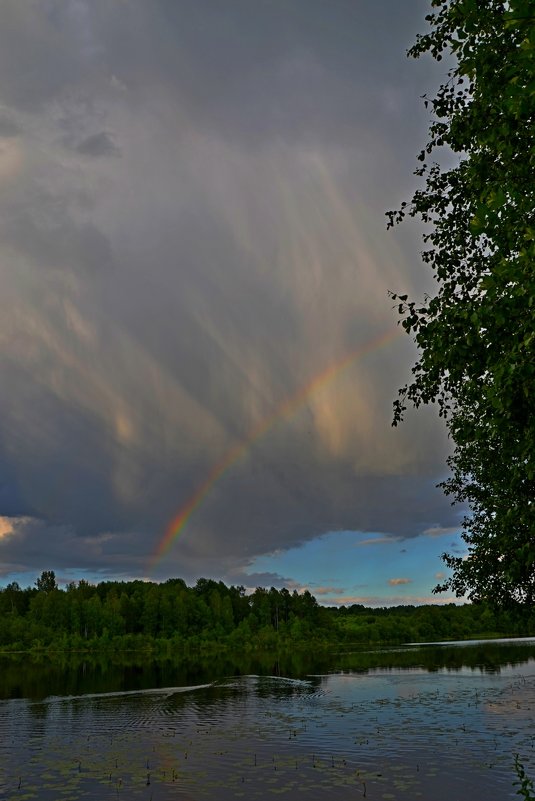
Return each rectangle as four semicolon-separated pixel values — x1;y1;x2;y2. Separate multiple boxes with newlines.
1;572;534;653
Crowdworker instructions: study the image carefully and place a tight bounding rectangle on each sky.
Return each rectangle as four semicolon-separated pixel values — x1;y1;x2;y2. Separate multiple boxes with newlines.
0;0;467;606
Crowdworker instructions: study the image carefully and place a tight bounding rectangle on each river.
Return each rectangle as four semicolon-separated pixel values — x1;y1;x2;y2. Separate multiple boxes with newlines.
1;638;534;800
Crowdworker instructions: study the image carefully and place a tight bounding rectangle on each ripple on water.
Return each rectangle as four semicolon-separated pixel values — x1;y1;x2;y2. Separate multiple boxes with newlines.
1;671;534;799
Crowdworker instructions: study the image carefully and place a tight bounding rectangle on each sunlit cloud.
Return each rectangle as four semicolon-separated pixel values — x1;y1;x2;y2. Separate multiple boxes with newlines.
0;137;23;182
357;536;402;547
314;586;346;595
0;517;17;540
388;577;413;586
423;525;460;538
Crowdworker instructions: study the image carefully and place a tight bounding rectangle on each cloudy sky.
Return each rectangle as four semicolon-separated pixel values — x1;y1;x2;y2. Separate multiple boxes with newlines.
0;0;466;605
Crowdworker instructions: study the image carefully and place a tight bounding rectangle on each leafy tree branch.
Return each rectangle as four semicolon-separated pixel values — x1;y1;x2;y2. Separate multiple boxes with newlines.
388;0;535;607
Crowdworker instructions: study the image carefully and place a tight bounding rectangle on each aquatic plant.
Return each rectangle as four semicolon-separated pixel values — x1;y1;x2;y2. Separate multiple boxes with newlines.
514;755;535;801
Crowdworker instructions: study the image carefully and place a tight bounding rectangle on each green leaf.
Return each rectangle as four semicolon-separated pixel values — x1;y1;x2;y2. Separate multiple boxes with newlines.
390;0;535;608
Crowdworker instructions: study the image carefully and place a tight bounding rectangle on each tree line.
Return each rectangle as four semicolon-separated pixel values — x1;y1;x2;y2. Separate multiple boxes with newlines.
1;571;534;653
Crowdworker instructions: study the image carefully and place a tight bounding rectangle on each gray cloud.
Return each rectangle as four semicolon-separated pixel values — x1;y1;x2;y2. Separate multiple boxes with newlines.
75;131;120;157
0;113;21;137
0;208;114;274
0;0;460;587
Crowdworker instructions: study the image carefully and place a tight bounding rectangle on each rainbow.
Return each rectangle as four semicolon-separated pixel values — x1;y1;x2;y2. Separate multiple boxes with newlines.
149;327;401;571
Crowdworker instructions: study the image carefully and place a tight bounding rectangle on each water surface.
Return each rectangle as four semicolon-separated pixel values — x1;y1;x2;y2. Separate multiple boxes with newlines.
1;640;534;800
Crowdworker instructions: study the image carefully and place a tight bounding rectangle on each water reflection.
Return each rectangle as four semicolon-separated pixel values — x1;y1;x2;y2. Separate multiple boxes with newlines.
0;667;534;799
2;640;535;701
1;641;535;800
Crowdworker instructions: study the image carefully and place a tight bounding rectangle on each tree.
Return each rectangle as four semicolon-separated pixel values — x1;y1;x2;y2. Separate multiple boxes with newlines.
35;570;58;594
388;0;535;607
3;582;22;614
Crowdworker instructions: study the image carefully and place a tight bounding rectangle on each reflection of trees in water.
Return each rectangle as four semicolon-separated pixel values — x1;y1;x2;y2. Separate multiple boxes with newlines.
0;643;534;701
0;653;126;700
335;643;535;675
27;701;49;721
0;649;328;701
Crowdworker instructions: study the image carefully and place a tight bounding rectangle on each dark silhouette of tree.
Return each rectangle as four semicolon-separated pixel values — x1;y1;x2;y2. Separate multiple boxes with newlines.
35;570;58;594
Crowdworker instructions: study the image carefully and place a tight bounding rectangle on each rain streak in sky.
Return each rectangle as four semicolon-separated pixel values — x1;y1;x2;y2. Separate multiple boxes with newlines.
0;0;466;605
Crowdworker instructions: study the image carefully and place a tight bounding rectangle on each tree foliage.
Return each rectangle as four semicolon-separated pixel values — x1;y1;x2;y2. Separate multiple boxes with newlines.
0;575;533;652
388;0;535;607
35;570;58;594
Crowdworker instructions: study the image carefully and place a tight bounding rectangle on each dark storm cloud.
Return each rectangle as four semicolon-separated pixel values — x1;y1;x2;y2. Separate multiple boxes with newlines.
0;0;460;586
97;0;434;149
0;1;436;152
75;131;120;157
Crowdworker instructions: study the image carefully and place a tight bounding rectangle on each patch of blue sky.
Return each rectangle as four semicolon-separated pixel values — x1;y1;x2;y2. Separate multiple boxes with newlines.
247;528;466;607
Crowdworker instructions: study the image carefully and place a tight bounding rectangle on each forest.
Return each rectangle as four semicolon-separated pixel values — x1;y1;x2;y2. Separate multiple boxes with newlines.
1;572;534;654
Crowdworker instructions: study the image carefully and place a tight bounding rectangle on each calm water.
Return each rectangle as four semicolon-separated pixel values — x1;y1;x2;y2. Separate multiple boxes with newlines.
1;640;535;800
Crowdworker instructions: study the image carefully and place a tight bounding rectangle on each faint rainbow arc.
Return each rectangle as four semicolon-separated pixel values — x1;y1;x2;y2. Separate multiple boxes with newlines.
150;327;401;571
